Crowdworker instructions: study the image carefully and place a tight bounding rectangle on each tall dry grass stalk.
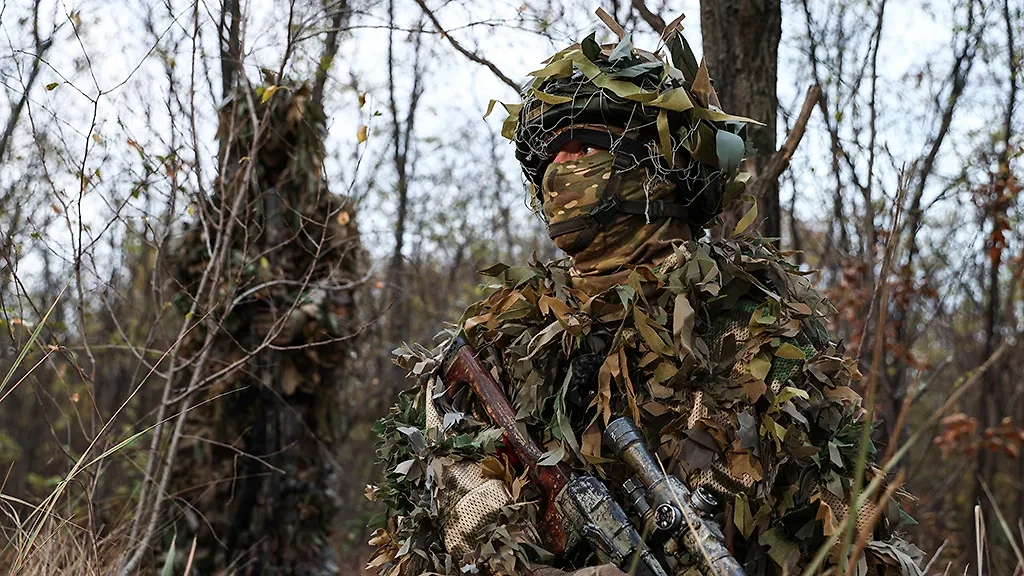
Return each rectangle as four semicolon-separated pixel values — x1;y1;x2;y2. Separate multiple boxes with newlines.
1;511;128;576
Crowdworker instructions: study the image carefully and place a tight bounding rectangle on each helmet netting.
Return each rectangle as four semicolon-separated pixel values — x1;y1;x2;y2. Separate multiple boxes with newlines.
517;84;725;225
494;29;755;228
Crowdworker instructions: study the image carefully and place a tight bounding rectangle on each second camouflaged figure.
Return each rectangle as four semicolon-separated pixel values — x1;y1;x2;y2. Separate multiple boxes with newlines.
369;19;924;576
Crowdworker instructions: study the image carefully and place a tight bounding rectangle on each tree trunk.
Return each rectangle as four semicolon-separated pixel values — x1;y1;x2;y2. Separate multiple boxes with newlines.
700;0;781;238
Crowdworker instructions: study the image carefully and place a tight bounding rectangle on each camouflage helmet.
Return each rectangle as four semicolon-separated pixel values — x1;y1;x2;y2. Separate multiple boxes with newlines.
490;20;758;230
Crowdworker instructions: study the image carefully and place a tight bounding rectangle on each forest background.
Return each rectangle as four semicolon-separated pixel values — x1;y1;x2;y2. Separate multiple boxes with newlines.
1;0;1023;574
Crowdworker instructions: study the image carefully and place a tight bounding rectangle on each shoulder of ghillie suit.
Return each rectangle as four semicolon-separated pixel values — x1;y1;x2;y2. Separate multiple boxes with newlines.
368;11;922;576
369;236;924;576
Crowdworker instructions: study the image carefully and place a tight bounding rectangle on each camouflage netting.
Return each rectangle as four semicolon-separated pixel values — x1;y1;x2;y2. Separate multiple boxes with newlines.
490;28;758;230
166;82;364;575
368;237;924;576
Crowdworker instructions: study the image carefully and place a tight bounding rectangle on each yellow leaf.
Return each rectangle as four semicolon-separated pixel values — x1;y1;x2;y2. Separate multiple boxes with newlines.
356;125;368;143
729;451;763;481
261;85;281;103
787;301;813;316
529;88;572;105
732;201;758;237
358;91;367;108
657;109;673;168
527;57;573;80
776;386;810;405
774;343;806;360
648;87;694;112
734;494;755;539
634;308;672;355
618;347;641;423
581;422;602;458
337;210;351;225
749;354;771;381
539;295;573;322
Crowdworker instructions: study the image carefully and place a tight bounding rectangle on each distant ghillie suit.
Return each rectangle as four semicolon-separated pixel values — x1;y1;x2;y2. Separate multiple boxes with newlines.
369;19;922;576
168;83;363;575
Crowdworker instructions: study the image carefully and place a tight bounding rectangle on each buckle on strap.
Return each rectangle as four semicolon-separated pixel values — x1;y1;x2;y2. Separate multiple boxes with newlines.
645;200;666;217
588;194;622;227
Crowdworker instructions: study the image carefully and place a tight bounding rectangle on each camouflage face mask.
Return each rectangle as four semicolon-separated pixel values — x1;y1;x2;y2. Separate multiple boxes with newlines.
541;150;624;255
541;150;692;293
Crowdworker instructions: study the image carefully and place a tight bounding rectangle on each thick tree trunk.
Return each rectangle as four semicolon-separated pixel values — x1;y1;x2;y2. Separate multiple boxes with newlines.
700;0;782;238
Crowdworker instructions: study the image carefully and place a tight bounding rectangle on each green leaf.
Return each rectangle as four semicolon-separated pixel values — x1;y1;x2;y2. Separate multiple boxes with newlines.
604;62;663;79
759;527;798;569
567;51;657;102
716;130;745;174
666;33;698;80
160;533;177;576
538;445;565;466
608;33;633;63
581;32;601;62
478;263;511;277
45;82;59;91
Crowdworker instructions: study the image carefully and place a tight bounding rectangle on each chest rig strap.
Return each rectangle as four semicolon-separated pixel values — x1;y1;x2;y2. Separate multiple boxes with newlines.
545;131;688;253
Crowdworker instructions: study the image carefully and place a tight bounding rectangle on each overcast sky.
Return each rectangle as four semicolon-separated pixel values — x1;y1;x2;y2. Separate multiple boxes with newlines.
0;0;995;284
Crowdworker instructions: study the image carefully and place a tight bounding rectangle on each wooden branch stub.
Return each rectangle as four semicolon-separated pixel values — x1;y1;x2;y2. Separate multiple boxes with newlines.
596;8;627;39
750;84;822;199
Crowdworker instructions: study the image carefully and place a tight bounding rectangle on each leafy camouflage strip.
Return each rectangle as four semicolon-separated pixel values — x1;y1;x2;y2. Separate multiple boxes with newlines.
489;29;758;227
368;237;923;576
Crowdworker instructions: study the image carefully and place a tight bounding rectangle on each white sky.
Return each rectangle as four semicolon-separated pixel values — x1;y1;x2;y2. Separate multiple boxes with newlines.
0;0;1002;292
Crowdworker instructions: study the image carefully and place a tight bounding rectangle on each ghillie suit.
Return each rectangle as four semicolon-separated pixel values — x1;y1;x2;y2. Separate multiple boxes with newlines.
369;19;923;576
167;83;364;575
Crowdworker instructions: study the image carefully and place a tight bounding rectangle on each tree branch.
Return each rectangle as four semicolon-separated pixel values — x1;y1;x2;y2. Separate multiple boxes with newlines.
412;0;518;91
311;0;351;109
629;0;666;34
0;0;52;165
749;84;821;200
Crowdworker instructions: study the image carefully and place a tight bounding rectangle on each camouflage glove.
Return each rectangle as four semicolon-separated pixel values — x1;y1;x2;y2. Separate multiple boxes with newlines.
425;391;514;560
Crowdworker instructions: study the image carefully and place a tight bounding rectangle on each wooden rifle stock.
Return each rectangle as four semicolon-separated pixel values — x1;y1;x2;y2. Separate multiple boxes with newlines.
443;336;573;555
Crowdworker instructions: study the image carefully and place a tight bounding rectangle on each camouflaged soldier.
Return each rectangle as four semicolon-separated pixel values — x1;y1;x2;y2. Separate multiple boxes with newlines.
368;20;924;576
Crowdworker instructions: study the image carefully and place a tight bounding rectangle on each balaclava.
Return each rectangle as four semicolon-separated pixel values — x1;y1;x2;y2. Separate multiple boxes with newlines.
541;148;691;294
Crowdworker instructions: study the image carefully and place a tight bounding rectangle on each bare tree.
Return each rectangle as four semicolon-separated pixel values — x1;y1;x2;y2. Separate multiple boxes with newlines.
700;0;782;238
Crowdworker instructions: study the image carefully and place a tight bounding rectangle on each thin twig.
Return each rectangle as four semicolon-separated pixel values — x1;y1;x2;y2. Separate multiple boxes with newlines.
412;0;518;91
